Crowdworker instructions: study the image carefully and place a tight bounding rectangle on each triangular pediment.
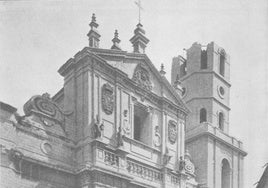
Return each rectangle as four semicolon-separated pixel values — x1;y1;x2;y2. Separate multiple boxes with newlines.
67;48;189;113
127;56;189;112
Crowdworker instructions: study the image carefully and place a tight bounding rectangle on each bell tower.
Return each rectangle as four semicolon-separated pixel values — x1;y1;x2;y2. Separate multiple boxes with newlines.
172;42;247;188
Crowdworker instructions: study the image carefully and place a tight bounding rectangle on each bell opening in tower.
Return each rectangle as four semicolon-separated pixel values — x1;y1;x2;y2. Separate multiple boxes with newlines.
220;54;225;76
200;108;207;123
201;50;208;69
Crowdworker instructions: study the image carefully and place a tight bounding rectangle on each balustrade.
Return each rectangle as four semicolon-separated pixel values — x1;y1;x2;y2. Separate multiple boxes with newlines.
126;160;162;182
104;150;119;167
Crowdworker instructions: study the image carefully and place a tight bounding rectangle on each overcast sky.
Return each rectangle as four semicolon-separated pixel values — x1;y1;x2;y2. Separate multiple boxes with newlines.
0;0;267;187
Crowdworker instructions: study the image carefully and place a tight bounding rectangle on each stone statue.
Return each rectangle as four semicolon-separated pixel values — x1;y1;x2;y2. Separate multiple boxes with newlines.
93;115;104;138
179;156;186;171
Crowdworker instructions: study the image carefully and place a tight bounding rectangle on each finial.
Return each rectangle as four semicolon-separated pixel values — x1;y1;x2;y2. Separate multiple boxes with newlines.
92;13;96;22
111;29;121;50
87;13;101;48
114;30;118;38
89;13;98;29
159;64;166;76
129;8;149;53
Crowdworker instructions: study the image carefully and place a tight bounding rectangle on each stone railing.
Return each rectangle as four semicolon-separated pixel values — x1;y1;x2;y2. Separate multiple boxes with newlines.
104;150;119;167
96;148;120;169
168;173;180;185
126;160;163;182
186;122;244;151
96;147;164;185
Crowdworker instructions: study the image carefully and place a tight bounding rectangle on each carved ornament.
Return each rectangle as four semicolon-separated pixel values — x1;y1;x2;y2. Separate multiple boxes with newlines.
184;151;195;174
23;93;72;130
132;64;152;91
101;83;114;115
168;120;177;144
9;148;23;161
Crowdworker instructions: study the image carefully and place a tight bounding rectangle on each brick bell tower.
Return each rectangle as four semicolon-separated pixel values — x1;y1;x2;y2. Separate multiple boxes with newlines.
171;42;247;188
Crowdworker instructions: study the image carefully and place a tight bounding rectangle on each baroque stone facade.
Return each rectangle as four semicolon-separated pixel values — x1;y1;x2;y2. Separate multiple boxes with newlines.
0;14;245;188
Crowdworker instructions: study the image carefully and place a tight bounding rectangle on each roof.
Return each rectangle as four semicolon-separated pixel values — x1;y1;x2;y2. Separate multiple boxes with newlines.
256;164;268;188
0;101;17;113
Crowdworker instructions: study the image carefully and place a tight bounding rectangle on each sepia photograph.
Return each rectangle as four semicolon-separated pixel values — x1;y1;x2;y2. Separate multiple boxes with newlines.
0;0;267;187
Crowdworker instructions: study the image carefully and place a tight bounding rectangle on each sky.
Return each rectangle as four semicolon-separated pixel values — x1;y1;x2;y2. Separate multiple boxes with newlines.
0;0;267;187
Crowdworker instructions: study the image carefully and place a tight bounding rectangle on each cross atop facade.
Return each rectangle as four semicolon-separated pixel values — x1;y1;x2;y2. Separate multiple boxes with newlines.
135;0;143;23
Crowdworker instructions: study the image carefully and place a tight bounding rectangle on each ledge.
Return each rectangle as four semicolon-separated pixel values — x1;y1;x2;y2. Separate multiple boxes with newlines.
186;122;247;156
0;101;17;114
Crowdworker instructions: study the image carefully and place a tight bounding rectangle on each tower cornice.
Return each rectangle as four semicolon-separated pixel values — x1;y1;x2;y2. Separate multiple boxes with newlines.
179;71;231;87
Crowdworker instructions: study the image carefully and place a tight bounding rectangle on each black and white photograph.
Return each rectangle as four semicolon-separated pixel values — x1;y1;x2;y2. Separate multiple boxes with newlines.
0;0;267;187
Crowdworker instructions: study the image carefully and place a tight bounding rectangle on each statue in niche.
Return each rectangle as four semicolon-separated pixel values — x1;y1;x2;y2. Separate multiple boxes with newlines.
163;147;172;166
101;83;114;115
117;125;124;147
168;120;177;144
153;125;161;147
93;115;104;139
122;110;131;136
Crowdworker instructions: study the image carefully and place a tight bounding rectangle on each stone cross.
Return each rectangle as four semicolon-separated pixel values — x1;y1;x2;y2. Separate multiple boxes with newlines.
135;0;143;23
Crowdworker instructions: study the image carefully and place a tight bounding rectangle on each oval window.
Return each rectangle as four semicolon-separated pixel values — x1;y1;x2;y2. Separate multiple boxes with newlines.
218;86;225;99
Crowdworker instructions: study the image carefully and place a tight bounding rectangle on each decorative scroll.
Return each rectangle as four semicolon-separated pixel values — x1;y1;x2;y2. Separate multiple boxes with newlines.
101;83;114;115
168;120;177;144
23;93;72;129
184;151;195;174
132;64;152;91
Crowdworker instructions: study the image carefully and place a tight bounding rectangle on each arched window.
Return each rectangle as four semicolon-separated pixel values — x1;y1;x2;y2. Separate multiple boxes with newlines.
221;159;231;188
219;112;224;130
200;108;207;123
201;50;207;69
220;54;225;76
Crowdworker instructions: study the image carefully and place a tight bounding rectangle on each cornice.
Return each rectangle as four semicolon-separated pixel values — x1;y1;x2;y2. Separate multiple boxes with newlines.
17;151;75;174
186;126;247;156
0;101;17;113
180;71;231;87
185;97;231;111
52;88;64;102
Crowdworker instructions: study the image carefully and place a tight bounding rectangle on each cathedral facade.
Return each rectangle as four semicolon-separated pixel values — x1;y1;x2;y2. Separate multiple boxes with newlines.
0;14;246;188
